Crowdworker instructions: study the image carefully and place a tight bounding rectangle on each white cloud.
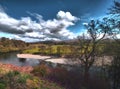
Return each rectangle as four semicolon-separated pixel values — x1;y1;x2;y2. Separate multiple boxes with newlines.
57;11;79;21
0;9;79;42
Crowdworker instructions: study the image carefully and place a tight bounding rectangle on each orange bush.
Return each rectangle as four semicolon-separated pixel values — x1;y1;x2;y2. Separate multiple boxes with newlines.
32;64;51;77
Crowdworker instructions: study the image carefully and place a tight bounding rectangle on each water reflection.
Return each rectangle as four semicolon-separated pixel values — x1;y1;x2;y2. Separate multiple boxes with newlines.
18;58;26;62
0;52;40;66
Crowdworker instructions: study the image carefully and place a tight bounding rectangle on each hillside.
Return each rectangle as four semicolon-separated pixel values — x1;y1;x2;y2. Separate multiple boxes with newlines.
0;37;29;53
0;63;64;89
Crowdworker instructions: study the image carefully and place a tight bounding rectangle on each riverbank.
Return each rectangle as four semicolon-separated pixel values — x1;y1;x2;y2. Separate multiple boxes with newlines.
0;63;33;73
0;62;65;89
17;54;51;59
17;54;75;65
17;54;113;66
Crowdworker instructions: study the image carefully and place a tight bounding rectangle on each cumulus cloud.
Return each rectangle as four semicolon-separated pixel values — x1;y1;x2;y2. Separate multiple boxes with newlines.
0;9;79;42
57;11;79;21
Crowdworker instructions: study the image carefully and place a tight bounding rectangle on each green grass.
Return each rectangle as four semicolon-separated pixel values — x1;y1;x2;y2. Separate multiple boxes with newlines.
0;69;65;89
23;48;40;54
22;44;107;58
22;45;73;57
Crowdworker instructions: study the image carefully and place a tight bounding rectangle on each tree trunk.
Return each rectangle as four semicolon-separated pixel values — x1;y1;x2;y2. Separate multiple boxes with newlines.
83;65;90;87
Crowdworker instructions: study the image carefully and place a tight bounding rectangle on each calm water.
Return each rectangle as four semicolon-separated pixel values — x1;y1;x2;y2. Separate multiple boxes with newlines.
0;52;40;66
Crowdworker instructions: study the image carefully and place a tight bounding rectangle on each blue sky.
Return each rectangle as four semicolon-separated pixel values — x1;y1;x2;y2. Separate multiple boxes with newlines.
0;0;114;42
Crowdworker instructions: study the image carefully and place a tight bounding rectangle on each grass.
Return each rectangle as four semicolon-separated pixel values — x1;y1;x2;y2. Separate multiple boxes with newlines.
0;68;65;89
31;64;110;89
23;47;40;54
22;44;106;58
22;45;74;57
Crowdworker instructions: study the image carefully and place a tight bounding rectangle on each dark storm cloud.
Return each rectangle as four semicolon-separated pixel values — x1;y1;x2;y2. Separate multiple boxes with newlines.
0;22;33;34
0;24;26;34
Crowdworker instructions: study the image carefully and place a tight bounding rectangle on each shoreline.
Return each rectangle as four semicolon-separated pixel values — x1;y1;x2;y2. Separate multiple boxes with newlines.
17;54;74;64
17;54;113;66
0;62;33;73
17;54;51;60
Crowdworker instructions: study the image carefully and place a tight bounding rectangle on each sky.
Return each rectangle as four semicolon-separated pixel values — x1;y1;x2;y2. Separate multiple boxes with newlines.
0;0;114;42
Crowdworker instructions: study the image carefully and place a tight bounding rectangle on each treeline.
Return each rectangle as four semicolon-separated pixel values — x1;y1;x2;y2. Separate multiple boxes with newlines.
30;39;79;45
0;37;29;53
23;39;120;57
100;39;120;56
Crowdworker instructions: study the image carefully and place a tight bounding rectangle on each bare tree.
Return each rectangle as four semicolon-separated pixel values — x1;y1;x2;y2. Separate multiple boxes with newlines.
106;1;120;89
75;19;109;81
108;0;120;14
108;0;120;41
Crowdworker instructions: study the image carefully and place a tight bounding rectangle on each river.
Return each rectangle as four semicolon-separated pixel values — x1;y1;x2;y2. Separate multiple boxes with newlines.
0;52;40;66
